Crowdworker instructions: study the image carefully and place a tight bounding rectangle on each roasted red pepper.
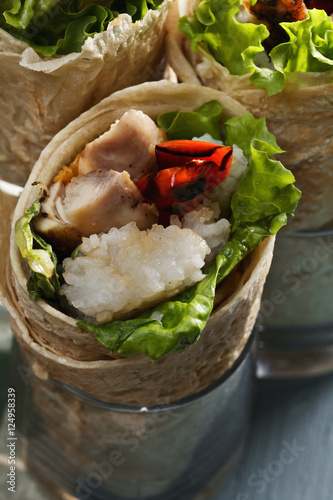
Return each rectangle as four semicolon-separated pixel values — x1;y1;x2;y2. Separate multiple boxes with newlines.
155;140;231;170
136;140;233;224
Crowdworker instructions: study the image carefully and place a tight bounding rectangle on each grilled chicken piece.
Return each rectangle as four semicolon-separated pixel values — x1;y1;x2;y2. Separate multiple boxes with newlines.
243;0;308;52
34;170;159;252
34;181;83;252
77;110;167;182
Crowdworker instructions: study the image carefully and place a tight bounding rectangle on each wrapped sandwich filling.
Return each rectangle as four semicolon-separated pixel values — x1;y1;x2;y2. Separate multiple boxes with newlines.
0;0;165;56
15;100;300;361
178;0;333;95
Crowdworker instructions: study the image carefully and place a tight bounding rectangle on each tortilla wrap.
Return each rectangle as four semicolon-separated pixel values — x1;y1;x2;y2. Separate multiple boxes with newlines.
0;0;173;186
165;0;333;232
1;81;275;406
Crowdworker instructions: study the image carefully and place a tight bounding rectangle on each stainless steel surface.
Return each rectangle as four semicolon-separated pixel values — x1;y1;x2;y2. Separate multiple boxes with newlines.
0;310;254;500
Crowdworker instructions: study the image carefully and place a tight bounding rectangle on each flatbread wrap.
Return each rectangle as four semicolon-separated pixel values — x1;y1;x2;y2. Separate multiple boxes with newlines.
0;0;174;186
1;81;300;406
165;0;333;231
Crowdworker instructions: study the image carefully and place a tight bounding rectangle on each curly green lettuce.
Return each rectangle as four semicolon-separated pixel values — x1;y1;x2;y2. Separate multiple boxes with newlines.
178;1;333;95
0;0;164;56
15;101;301;361
15;199;62;302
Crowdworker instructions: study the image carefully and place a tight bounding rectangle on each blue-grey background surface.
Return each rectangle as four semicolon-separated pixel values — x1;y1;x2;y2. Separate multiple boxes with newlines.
1;305;333;500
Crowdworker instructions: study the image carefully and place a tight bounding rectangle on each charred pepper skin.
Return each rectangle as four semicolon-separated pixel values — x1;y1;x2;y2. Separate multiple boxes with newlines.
136;140;233;224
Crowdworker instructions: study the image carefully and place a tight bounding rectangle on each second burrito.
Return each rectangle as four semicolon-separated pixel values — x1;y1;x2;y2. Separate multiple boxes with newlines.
0;0;174;185
166;0;333;232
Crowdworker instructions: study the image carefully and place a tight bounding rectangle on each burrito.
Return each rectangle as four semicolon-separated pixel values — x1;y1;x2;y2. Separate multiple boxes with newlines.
2;81;300;406
166;0;333;231
0;0;173;186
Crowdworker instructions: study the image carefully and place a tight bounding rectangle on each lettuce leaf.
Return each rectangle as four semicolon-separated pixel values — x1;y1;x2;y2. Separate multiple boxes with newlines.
224;114;300;222
157;100;224;140
0;0;163;56
77;104;301;361
15;199;62;301
178;1;333;95
270;9;333;73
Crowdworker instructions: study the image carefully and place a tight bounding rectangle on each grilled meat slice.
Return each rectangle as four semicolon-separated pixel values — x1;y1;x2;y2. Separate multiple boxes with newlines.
77;109;166;182
34;170;159;252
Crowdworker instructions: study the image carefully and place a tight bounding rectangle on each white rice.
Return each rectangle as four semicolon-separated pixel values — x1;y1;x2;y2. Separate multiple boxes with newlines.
192;133;224;145
206;144;248;212
170;204;230;262
61;223;210;323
